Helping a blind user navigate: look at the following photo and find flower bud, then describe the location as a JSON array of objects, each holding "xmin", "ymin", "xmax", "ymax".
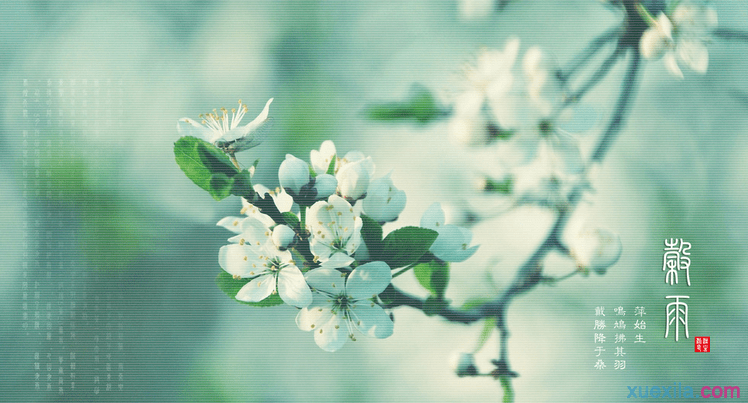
[
  {"xmin": 570, "ymin": 228, "xmax": 622, "ymax": 274},
  {"xmin": 279, "ymin": 154, "xmax": 311, "ymax": 195},
  {"xmin": 313, "ymin": 174, "xmax": 338, "ymax": 200},
  {"xmin": 272, "ymin": 224, "xmax": 297, "ymax": 251},
  {"xmin": 451, "ymin": 352, "xmax": 478, "ymax": 377},
  {"xmin": 362, "ymin": 173, "xmax": 406, "ymax": 223},
  {"xmin": 336, "ymin": 157, "xmax": 374, "ymax": 201}
]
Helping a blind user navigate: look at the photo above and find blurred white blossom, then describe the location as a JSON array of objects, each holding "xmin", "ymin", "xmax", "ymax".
[
  {"xmin": 448, "ymin": 38, "xmax": 520, "ymax": 145},
  {"xmin": 568, "ymin": 227, "xmax": 622, "ymax": 274},
  {"xmin": 457, "ymin": 0, "xmax": 494, "ymax": 20},
  {"xmin": 639, "ymin": 2, "xmax": 717, "ymax": 78}
]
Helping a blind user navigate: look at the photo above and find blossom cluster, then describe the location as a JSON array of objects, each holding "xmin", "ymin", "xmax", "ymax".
[
  {"xmin": 449, "ymin": 38, "xmax": 590, "ymax": 208},
  {"xmin": 177, "ymin": 102, "xmax": 479, "ymax": 351}
]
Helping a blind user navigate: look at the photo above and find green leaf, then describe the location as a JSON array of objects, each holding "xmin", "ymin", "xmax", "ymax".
[
  {"xmin": 378, "ymin": 283, "xmax": 399, "ymax": 306},
  {"xmin": 476, "ymin": 317, "xmax": 497, "ymax": 352},
  {"xmin": 459, "ymin": 297, "xmax": 491, "ymax": 311},
  {"xmin": 413, "ymin": 259, "xmax": 450, "ymax": 297},
  {"xmin": 326, "ymin": 155, "xmax": 337, "ymax": 175},
  {"xmin": 197, "ymin": 140, "xmax": 239, "ymax": 177},
  {"xmin": 209, "ymin": 173, "xmax": 233, "ymax": 200},
  {"xmin": 230, "ymin": 170, "xmax": 254, "ymax": 199},
  {"xmin": 360, "ymin": 214, "xmax": 384, "ymax": 260},
  {"xmin": 215, "ymin": 272, "xmax": 284, "ymax": 307},
  {"xmin": 364, "ymin": 84, "xmax": 447, "ymax": 125},
  {"xmin": 174, "ymin": 136, "xmax": 242, "ymax": 201},
  {"xmin": 380, "ymin": 226, "xmax": 438, "ymax": 268},
  {"xmin": 423, "ymin": 295, "xmax": 449, "ymax": 316},
  {"xmin": 282, "ymin": 212, "xmax": 301, "ymax": 230},
  {"xmin": 483, "ymin": 177, "xmax": 513, "ymax": 194}
]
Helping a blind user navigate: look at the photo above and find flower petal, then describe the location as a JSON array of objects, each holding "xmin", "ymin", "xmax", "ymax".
[
  {"xmin": 217, "ymin": 216, "xmax": 245, "ymax": 234},
  {"xmin": 235, "ymin": 274, "xmax": 276, "ymax": 302},
  {"xmin": 245, "ymin": 98, "xmax": 274, "ymax": 134},
  {"xmin": 310, "ymin": 140, "xmax": 337, "ymax": 175},
  {"xmin": 296, "ymin": 294, "xmax": 333, "ymax": 331},
  {"xmin": 277, "ymin": 265, "xmax": 312, "ymax": 307},
  {"xmin": 639, "ymin": 27, "xmax": 668, "ymax": 60},
  {"xmin": 430, "ymin": 225, "xmax": 479, "ymax": 262},
  {"xmin": 550, "ymin": 134, "xmax": 584, "ymax": 175},
  {"xmin": 305, "ymin": 268, "xmax": 347, "ymax": 295},
  {"xmin": 319, "ymin": 252, "xmax": 356, "ymax": 270},
  {"xmin": 420, "ymin": 203, "xmax": 445, "ymax": 230},
  {"xmin": 221, "ymin": 98, "xmax": 274, "ymax": 144},
  {"xmin": 664, "ymin": 53, "xmax": 684, "ymax": 79},
  {"xmin": 314, "ymin": 314, "xmax": 348, "ymax": 352},
  {"xmin": 177, "ymin": 117, "xmax": 215, "ymax": 142},
  {"xmin": 350, "ymin": 303, "xmax": 394, "ymax": 339},
  {"xmin": 678, "ymin": 39, "xmax": 708, "ymax": 74},
  {"xmin": 218, "ymin": 244, "xmax": 262, "ymax": 278},
  {"xmin": 346, "ymin": 261, "xmax": 392, "ymax": 300}
]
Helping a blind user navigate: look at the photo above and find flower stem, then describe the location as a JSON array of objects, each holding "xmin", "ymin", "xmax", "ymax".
[
  {"xmin": 561, "ymin": 42, "xmax": 624, "ymax": 110},
  {"xmin": 558, "ymin": 27, "xmax": 621, "ymax": 82},
  {"xmin": 386, "ymin": 46, "xmax": 644, "ymax": 395},
  {"xmin": 713, "ymin": 28, "xmax": 748, "ymax": 43},
  {"xmin": 229, "ymin": 152, "xmax": 241, "ymax": 170}
]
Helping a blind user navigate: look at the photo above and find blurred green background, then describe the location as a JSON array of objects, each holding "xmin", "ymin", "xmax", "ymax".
[{"xmin": 1, "ymin": 0, "xmax": 747, "ymax": 401}]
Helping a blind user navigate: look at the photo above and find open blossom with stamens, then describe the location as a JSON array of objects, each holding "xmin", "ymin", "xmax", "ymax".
[
  {"xmin": 296, "ymin": 261, "xmax": 393, "ymax": 352},
  {"xmin": 219, "ymin": 242, "xmax": 311, "ymax": 307},
  {"xmin": 639, "ymin": 2, "xmax": 717, "ymax": 78},
  {"xmin": 177, "ymin": 98, "xmax": 273, "ymax": 153},
  {"xmin": 307, "ymin": 195, "xmax": 363, "ymax": 269}
]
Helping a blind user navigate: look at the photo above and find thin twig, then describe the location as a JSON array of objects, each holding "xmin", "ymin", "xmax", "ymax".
[
  {"xmin": 558, "ymin": 27, "xmax": 621, "ymax": 82},
  {"xmin": 562, "ymin": 43, "xmax": 623, "ymax": 109},
  {"xmin": 386, "ymin": 47, "xmax": 643, "ymax": 392},
  {"xmin": 713, "ymin": 28, "xmax": 748, "ymax": 43}
]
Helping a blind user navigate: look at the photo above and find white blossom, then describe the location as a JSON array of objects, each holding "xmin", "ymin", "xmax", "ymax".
[
  {"xmin": 307, "ymin": 195, "xmax": 363, "ymax": 269},
  {"xmin": 219, "ymin": 242, "xmax": 312, "ymax": 307},
  {"xmin": 279, "ymin": 154, "xmax": 312, "ymax": 195},
  {"xmin": 313, "ymin": 174, "xmax": 338, "ymax": 200},
  {"xmin": 639, "ymin": 2, "xmax": 717, "ymax": 78},
  {"xmin": 457, "ymin": 0, "xmax": 494, "ymax": 20},
  {"xmin": 272, "ymin": 224, "xmax": 296, "ymax": 251},
  {"xmin": 569, "ymin": 227, "xmax": 622, "ymax": 274},
  {"xmin": 336, "ymin": 157, "xmax": 375, "ymax": 201},
  {"xmin": 310, "ymin": 140, "xmax": 337, "ymax": 175},
  {"xmin": 362, "ymin": 173, "xmax": 407, "ymax": 223},
  {"xmin": 420, "ymin": 203, "xmax": 479, "ymax": 262},
  {"xmin": 254, "ymin": 184, "xmax": 296, "ymax": 214},
  {"xmin": 216, "ymin": 199, "xmax": 275, "ymax": 242},
  {"xmin": 177, "ymin": 98, "xmax": 273, "ymax": 153},
  {"xmin": 296, "ymin": 262, "xmax": 393, "ymax": 352},
  {"xmin": 448, "ymin": 38, "xmax": 520, "ymax": 145}
]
